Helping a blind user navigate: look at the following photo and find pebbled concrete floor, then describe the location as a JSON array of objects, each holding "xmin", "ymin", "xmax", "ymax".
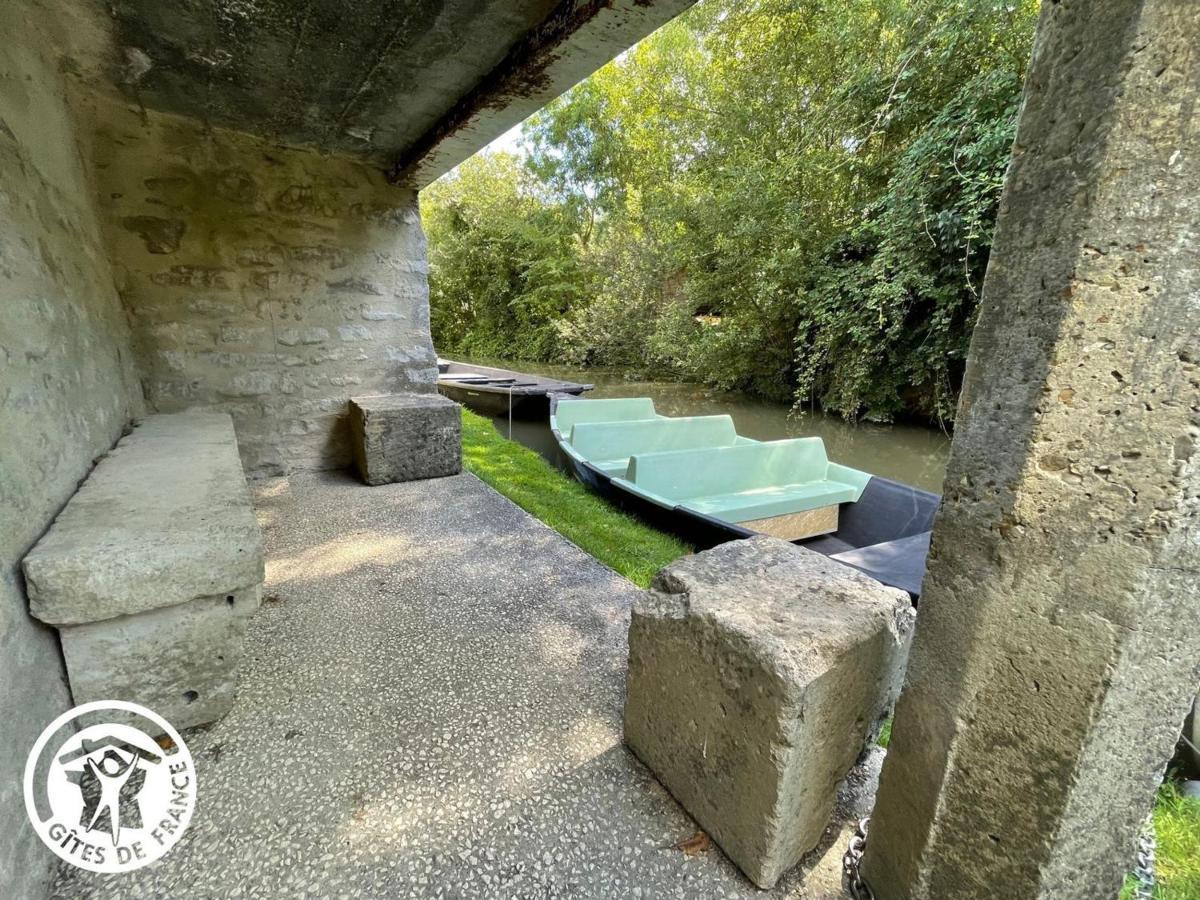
[{"xmin": 53, "ymin": 472, "xmax": 856, "ymax": 899}]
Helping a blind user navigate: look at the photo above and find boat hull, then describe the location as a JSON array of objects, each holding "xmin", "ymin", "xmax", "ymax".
[
  {"xmin": 549, "ymin": 395, "xmax": 941, "ymax": 597},
  {"xmin": 438, "ymin": 382, "xmax": 557, "ymax": 418},
  {"xmin": 438, "ymin": 359, "xmax": 592, "ymax": 419}
]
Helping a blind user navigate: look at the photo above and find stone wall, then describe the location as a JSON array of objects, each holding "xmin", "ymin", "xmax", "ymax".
[
  {"xmin": 0, "ymin": 8, "xmax": 144, "ymax": 896},
  {"xmin": 78, "ymin": 92, "xmax": 438, "ymax": 475}
]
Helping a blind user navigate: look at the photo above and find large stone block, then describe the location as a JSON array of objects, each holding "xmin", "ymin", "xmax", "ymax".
[
  {"xmin": 22, "ymin": 411, "xmax": 265, "ymax": 730},
  {"xmin": 624, "ymin": 536, "xmax": 913, "ymax": 889},
  {"xmin": 59, "ymin": 584, "xmax": 261, "ymax": 730},
  {"xmin": 350, "ymin": 393, "xmax": 462, "ymax": 485},
  {"xmin": 24, "ymin": 412, "xmax": 264, "ymax": 626}
]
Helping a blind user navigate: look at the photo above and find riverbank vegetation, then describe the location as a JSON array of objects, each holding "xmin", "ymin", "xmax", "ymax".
[
  {"xmin": 423, "ymin": 0, "xmax": 1039, "ymax": 424},
  {"xmin": 460, "ymin": 409, "xmax": 690, "ymax": 586},
  {"xmin": 1151, "ymin": 782, "xmax": 1200, "ymax": 900},
  {"xmin": 1121, "ymin": 782, "xmax": 1200, "ymax": 900}
]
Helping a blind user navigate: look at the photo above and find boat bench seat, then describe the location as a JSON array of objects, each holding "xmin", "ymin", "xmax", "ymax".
[
  {"xmin": 616, "ymin": 438, "xmax": 872, "ymax": 524},
  {"xmin": 551, "ymin": 397, "xmax": 657, "ymax": 435},
  {"xmin": 568, "ymin": 415, "xmax": 741, "ymax": 476},
  {"xmin": 684, "ymin": 480, "xmax": 861, "ymax": 522}
]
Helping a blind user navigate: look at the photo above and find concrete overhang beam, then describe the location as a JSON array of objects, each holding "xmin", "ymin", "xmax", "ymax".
[
  {"xmin": 69, "ymin": 0, "xmax": 694, "ymax": 188},
  {"xmin": 389, "ymin": 0, "xmax": 697, "ymax": 188}
]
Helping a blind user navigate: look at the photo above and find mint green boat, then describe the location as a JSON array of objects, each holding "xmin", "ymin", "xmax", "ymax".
[{"xmin": 550, "ymin": 396, "xmax": 940, "ymax": 596}]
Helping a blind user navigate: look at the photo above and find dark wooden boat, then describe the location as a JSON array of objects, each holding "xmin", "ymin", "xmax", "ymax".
[
  {"xmin": 437, "ymin": 359, "xmax": 593, "ymax": 418},
  {"xmin": 550, "ymin": 394, "xmax": 940, "ymax": 598}
]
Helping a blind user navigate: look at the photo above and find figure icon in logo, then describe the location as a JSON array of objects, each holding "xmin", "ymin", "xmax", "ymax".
[
  {"xmin": 83, "ymin": 749, "xmax": 141, "ymax": 845},
  {"xmin": 58, "ymin": 736, "xmax": 161, "ymax": 845}
]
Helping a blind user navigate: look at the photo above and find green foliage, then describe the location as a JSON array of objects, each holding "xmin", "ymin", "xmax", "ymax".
[
  {"xmin": 1152, "ymin": 783, "xmax": 1200, "ymax": 900},
  {"xmin": 423, "ymin": 0, "xmax": 1040, "ymax": 423},
  {"xmin": 460, "ymin": 409, "xmax": 691, "ymax": 587},
  {"xmin": 422, "ymin": 153, "xmax": 593, "ymax": 362},
  {"xmin": 1119, "ymin": 783, "xmax": 1200, "ymax": 900},
  {"xmin": 795, "ymin": 67, "xmax": 1026, "ymax": 421}
]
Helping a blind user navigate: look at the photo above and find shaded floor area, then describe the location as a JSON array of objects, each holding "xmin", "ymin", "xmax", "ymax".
[{"xmin": 54, "ymin": 472, "xmax": 853, "ymax": 898}]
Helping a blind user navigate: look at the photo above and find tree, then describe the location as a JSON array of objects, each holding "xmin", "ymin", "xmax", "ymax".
[
  {"xmin": 423, "ymin": 0, "xmax": 1040, "ymax": 422},
  {"xmin": 421, "ymin": 152, "xmax": 592, "ymax": 361}
]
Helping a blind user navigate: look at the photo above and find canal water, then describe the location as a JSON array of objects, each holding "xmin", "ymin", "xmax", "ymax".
[{"xmin": 466, "ymin": 359, "xmax": 953, "ymax": 494}]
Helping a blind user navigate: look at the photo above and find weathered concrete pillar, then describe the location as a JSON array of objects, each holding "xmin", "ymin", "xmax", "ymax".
[{"xmin": 861, "ymin": 3, "xmax": 1200, "ymax": 899}]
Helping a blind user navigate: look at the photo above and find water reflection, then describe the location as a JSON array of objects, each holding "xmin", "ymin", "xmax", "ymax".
[{"xmin": 464, "ymin": 358, "xmax": 952, "ymax": 494}]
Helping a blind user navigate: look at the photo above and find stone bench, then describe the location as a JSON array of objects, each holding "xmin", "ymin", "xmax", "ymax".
[
  {"xmin": 624, "ymin": 536, "xmax": 913, "ymax": 889},
  {"xmin": 349, "ymin": 392, "xmax": 461, "ymax": 485},
  {"xmin": 23, "ymin": 412, "xmax": 264, "ymax": 731}
]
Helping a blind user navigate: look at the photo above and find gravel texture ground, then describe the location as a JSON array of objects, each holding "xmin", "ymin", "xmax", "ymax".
[{"xmin": 53, "ymin": 471, "xmax": 858, "ymax": 899}]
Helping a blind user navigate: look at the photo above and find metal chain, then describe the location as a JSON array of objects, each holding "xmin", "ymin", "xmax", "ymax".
[
  {"xmin": 842, "ymin": 812, "xmax": 1156, "ymax": 899},
  {"xmin": 842, "ymin": 813, "xmax": 1156, "ymax": 899},
  {"xmin": 1132, "ymin": 815, "xmax": 1157, "ymax": 900},
  {"xmin": 842, "ymin": 817, "xmax": 875, "ymax": 900}
]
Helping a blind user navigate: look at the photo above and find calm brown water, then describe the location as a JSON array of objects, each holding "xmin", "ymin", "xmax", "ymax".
[{"xmin": 465, "ymin": 358, "xmax": 952, "ymax": 494}]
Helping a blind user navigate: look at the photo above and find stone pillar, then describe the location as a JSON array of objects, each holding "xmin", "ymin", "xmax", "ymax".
[{"xmin": 862, "ymin": 3, "xmax": 1200, "ymax": 899}]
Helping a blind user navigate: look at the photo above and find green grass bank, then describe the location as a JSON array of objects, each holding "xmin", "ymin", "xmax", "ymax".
[
  {"xmin": 1152, "ymin": 782, "xmax": 1200, "ymax": 899},
  {"xmin": 460, "ymin": 408, "xmax": 690, "ymax": 587},
  {"xmin": 1121, "ymin": 783, "xmax": 1200, "ymax": 900}
]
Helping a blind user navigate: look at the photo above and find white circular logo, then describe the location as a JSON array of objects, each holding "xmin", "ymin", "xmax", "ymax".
[{"xmin": 24, "ymin": 700, "xmax": 196, "ymax": 873}]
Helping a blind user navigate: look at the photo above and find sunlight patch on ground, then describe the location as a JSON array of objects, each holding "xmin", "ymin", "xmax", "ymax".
[{"xmin": 267, "ymin": 531, "xmax": 414, "ymax": 582}]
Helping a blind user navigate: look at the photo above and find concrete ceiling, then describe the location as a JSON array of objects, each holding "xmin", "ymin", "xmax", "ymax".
[{"xmin": 95, "ymin": 0, "xmax": 696, "ymax": 187}]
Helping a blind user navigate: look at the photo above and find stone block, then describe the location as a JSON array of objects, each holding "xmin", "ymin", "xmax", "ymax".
[
  {"xmin": 24, "ymin": 412, "xmax": 264, "ymax": 625},
  {"xmin": 22, "ymin": 411, "xmax": 265, "ymax": 730},
  {"xmin": 624, "ymin": 536, "xmax": 913, "ymax": 889},
  {"xmin": 349, "ymin": 393, "xmax": 461, "ymax": 485},
  {"xmin": 59, "ymin": 584, "xmax": 262, "ymax": 730}
]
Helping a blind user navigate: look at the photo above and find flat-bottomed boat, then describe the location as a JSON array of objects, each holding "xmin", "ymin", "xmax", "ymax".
[
  {"xmin": 551, "ymin": 396, "xmax": 939, "ymax": 597},
  {"xmin": 438, "ymin": 359, "xmax": 592, "ymax": 418}
]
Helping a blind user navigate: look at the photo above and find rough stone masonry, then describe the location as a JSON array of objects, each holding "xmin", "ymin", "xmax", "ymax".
[
  {"xmin": 76, "ymin": 91, "xmax": 440, "ymax": 476},
  {"xmin": 862, "ymin": 2, "xmax": 1200, "ymax": 898},
  {"xmin": 625, "ymin": 537, "xmax": 913, "ymax": 889},
  {"xmin": 0, "ymin": 10, "xmax": 146, "ymax": 897}
]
